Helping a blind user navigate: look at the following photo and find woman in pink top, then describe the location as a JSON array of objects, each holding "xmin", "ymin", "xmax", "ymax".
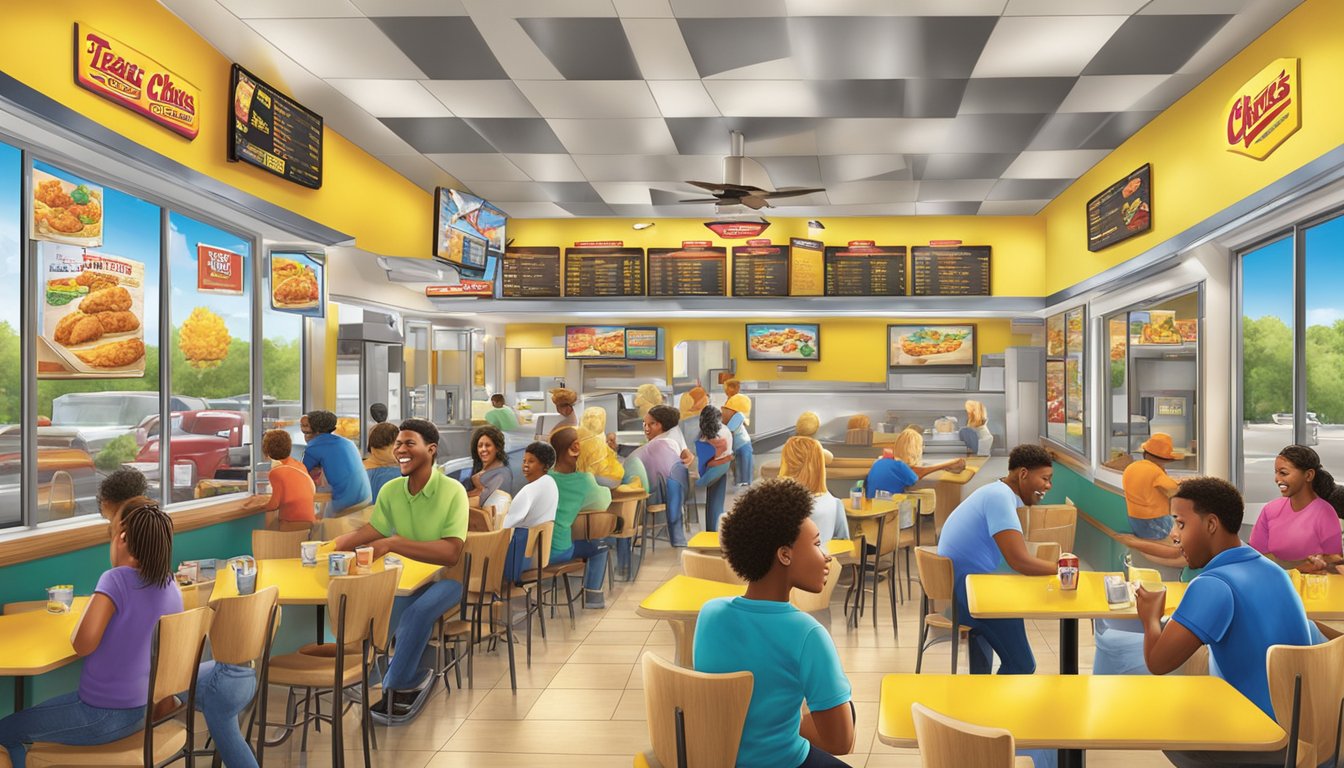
[{"xmin": 1249, "ymin": 445, "xmax": 1344, "ymax": 571}]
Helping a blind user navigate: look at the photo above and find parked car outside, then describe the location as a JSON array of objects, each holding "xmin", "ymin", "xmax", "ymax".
[
  {"xmin": 1269, "ymin": 412, "xmax": 1320, "ymax": 445},
  {"xmin": 51, "ymin": 391, "xmax": 208, "ymax": 451},
  {"xmin": 134, "ymin": 410, "xmax": 247, "ymax": 482}
]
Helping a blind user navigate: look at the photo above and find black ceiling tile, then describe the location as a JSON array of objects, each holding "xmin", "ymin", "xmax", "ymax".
[
  {"xmin": 517, "ymin": 17, "xmax": 644, "ymax": 80},
  {"xmin": 1083, "ymin": 15, "xmax": 1233, "ymax": 76},
  {"xmin": 372, "ymin": 16, "xmax": 508, "ymax": 80},
  {"xmin": 379, "ymin": 117, "xmax": 495, "ymax": 153},
  {"xmin": 461, "ymin": 118, "xmax": 569, "ymax": 153}
]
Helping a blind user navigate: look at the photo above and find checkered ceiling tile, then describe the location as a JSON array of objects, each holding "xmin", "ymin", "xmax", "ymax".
[{"xmin": 169, "ymin": 0, "xmax": 1303, "ymax": 217}]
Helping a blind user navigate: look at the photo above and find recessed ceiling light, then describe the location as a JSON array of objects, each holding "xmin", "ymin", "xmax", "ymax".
[{"xmin": 632, "ymin": 222, "xmax": 655, "ymax": 230}]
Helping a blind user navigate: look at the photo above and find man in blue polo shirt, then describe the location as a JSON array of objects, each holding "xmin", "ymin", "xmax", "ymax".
[
  {"xmin": 1137, "ymin": 477, "xmax": 1314, "ymax": 768},
  {"xmin": 302, "ymin": 409, "xmax": 371, "ymax": 515}
]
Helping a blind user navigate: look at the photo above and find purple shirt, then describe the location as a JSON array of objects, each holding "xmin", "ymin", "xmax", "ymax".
[
  {"xmin": 631, "ymin": 433, "xmax": 683, "ymax": 484},
  {"xmin": 79, "ymin": 566, "xmax": 184, "ymax": 709},
  {"xmin": 1249, "ymin": 496, "xmax": 1343, "ymax": 562}
]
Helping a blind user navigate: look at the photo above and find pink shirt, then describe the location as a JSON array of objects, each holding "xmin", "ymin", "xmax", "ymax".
[{"xmin": 1248, "ymin": 496, "xmax": 1343, "ymax": 562}]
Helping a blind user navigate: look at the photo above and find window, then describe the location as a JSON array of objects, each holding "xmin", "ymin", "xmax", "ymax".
[
  {"xmin": 1304, "ymin": 216, "xmax": 1344, "ymax": 485},
  {"xmin": 0, "ymin": 142, "xmax": 18, "ymax": 527},
  {"xmin": 34, "ymin": 161, "xmax": 162, "ymax": 522},
  {"xmin": 260, "ymin": 253, "xmax": 305, "ymax": 462},
  {"xmin": 167, "ymin": 211, "xmax": 252, "ymax": 503},
  {"xmin": 1239, "ymin": 236, "xmax": 1294, "ymax": 504},
  {"xmin": 1044, "ymin": 307, "xmax": 1087, "ymax": 456}
]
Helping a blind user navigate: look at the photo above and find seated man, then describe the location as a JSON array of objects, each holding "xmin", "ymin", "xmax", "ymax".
[
  {"xmin": 549, "ymin": 427, "xmax": 615, "ymax": 609},
  {"xmin": 937, "ymin": 444, "xmax": 1057, "ymax": 675},
  {"xmin": 483, "ymin": 393, "xmax": 520, "ymax": 431},
  {"xmin": 328, "ymin": 419, "xmax": 467, "ymax": 722},
  {"xmin": 1137, "ymin": 477, "xmax": 1316, "ymax": 768},
  {"xmin": 628, "ymin": 404, "xmax": 691, "ymax": 550},
  {"xmin": 302, "ymin": 409, "xmax": 372, "ymax": 516},
  {"xmin": 501, "ymin": 441, "xmax": 560, "ymax": 583},
  {"xmin": 695, "ymin": 479, "xmax": 854, "ymax": 768}
]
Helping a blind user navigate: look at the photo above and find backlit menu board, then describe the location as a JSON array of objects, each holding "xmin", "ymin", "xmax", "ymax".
[
  {"xmin": 647, "ymin": 246, "xmax": 727, "ymax": 296},
  {"xmin": 563, "ymin": 247, "xmax": 645, "ymax": 297},
  {"xmin": 824, "ymin": 244, "xmax": 907, "ymax": 296},
  {"xmin": 731, "ymin": 244, "xmax": 789, "ymax": 296},
  {"xmin": 1087, "ymin": 164, "xmax": 1152, "ymax": 252},
  {"xmin": 910, "ymin": 246, "xmax": 991, "ymax": 296},
  {"xmin": 788, "ymin": 237, "xmax": 824, "ymax": 296},
  {"xmin": 501, "ymin": 246, "xmax": 561, "ymax": 297},
  {"xmin": 228, "ymin": 64, "xmax": 322, "ymax": 189}
]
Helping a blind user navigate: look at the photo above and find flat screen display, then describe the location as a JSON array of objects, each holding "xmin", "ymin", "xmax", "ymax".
[
  {"xmin": 228, "ymin": 64, "xmax": 322, "ymax": 189},
  {"xmin": 745, "ymin": 323, "xmax": 819, "ymax": 361},
  {"xmin": 887, "ymin": 324, "xmax": 977, "ymax": 371},
  {"xmin": 565, "ymin": 325, "xmax": 626, "ymax": 359}
]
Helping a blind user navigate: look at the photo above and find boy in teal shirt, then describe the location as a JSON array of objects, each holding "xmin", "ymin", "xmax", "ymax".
[{"xmin": 548, "ymin": 426, "xmax": 613, "ymax": 609}]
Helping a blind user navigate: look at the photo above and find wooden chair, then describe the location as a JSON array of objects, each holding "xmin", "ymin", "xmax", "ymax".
[
  {"xmin": 911, "ymin": 703, "xmax": 1034, "ymax": 768},
  {"xmin": 639, "ymin": 652, "xmax": 754, "ymax": 768},
  {"xmin": 468, "ymin": 506, "xmax": 495, "ymax": 532},
  {"xmin": 1267, "ymin": 634, "xmax": 1344, "ymax": 768},
  {"xmin": 435, "ymin": 528, "xmax": 518, "ymax": 691},
  {"xmin": 511, "ymin": 522, "xmax": 554, "ymax": 664},
  {"xmin": 914, "ymin": 546, "xmax": 970, "ymax": 675},
  {"xmin": 202, "ymin": 586, "xmax": 280, "ymax": 766},
  {"xmin": 179, "ymin": 580, "xmax": 215, "ymax": 611},
  {"xmin": 251, "ymin": 528, "xmax": 310, "ymax": 560},
  {"xmin": 27, "ymin": 607, "xmax": 215, "ymax": 768},
  {"xmin": 609, "ymin": 492, "xmax": 647, "ymax": 581},
  {"xmin": 681, "ymin": 550, "xmax": 744, "ymax": 585},
  {"xmin": 262, "ymin": 568, "xmax": 398, "ymax": 767},
  {"xmin": 542, "ymin": 510, "xmax": 619, "ymax": 625},
  {"xmin": 790, "ymin": 562, "xmax": 842, "ymax": 614},
  {"xmin": 852, "ymin": 506, "xmax": 903, "ymax": 640}
]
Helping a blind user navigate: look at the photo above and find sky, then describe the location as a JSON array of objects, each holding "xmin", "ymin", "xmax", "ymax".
[{"xmin": 1242, "ymin": 218, "xmax": 1344, "ymax": 327}]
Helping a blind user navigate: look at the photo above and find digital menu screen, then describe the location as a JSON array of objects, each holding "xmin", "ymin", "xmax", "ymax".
[
  {"xmin": 824, "ymin": 244, "xmax": 907, "ymax": 296},
  {"xmin": 910, "ymin": 246, "xmax": 991, "ymax": 296},
  {"xmin": 647, "ymin": 246, "xmax": 726, "ymax": 296},
  {"xmin": 731, "ymin": 244, "xmax": 789, "ymax": 296},
  {"xmin": 624, "ymin": 327, "xmax": 664, "ymax": 361},
  {"xmin": 228, "ymin": 64, "xmax": 322, "ymax": 189},
  {"xmin": 565, "ymin": 326, "xmax": 626, "ymax": 359},
  {"xmin": 1087, "ymin": 164, "xmax": 1152, "ymax": 252},
  {"xmin": 501, "ymin": 246, "xmax": 561, "ymax": 298},
  {"xmin": 564, "ymin": 247, "xmax": 645, "ymax": 297},
  {"xmin": 788, "ymin": 237, "xmax": 825, "ymax": 296}
]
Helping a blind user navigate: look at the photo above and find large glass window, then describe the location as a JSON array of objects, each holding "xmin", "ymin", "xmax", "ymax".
[
  {"xmin": 1305, "ymin": 216, "xmax": 1344, "ymax": 481},
  {"xmin": 0, "ymin": 142, "xmax": 19, "ymax": 528},
  {"xmin": 1239, "ymin": 236, "xmax": 1294, "ymax": 503},
  {"xmin": 167, "ymin": 211, "xmax": 252, "ymax": 503},
  {"xmin": 34, "ymin": 161, "xmax": 162, "ymax": 521},
  {"xmin": 1044, "ymin": 306, "xmax": 1087, "ymax": 455}
]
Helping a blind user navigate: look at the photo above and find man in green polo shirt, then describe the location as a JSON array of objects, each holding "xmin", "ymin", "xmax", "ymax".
[{"xmin": 330, "ymin": 418, "xmax": 466, "ymax": 722}]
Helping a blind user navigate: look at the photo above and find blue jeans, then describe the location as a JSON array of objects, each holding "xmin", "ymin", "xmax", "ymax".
[
  {"xmin": 699, "ymin": 463, "xmax": 731, "ymax": 532},
  {"xmin": 196, "ymin": 661, "xmax": 258, "ymax": 768},
  {"xmin": 550, "ymin": 539, "xmax": 612, "ymax": 606},
  {"xmin": 1129, "ymin": 515, "xmax": 1172, "ymax": 540},
  {"xmin": 953, "ymin": 573, "xmax": 1036, "ymax": 675},
  {"xmin": 383, "ymin": 577, "xmax": 464, "ymax": 690},
  {"xmin": 616, "ymin": 477, "xmax": 687, "ymax": 571},
  {"xmin": 0, "ymin": 691, "xmax": 144, "ymax": 768},
  {"xmin": 1091, "ymin": 619, "xmax": 1149, "ymax": 676},
  {"xmin": 732, "ymin": 443, "xmax": 753, "ymax": 485},
  {"xmin": 505, "ymin": 527, "xmax": 532, "ymax": 585}
]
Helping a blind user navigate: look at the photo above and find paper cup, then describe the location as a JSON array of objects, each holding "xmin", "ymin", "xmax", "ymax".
[
  {"xmin": 300, "ymin": 541, "xmax": 320, "ymax": 566},
  {"xmin": 1139, "ymin": 580, "xmax": 1166, "ymax": 594},
  {"xmin": 236, "ymin": 570, "xmax": 257, "ymax": 595},
  {"xmin": 355, "ymin": 546, "xmax": 374, "ymax": 568},
  {"xmin": 46, "ymin": 585, "xmax": 74, "ymax": 614},
  {"xmin": 328, "ymin": 552, "xmax": 351, "ymax": 576}
]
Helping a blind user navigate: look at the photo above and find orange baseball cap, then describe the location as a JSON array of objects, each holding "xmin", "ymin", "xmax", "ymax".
[{"xmin": 1140, "ymin": 433, "xmax": 1176, "ymax": 461}]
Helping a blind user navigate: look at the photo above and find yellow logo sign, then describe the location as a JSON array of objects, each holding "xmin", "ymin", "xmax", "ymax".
[
  {"xmin": 1225, "ymin": 58, "xmax": 1299, "ymax": 160},
  {"xmin": 75, "ymin": 23, "xmax": 200, "ymax": 140}
]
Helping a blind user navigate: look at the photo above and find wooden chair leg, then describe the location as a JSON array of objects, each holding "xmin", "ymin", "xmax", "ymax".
[
  {"xmin": 916, "ymin": 594, "xmax": 929, "ymax": 674},
  {"xmin": 950, "ymin": 603, "xmax": 960, "ymax": 675},
  {"xmin": 887, "ymin": 559, "xmax": 899, "ymax": 641},
  {"xmin": 361, "ymin": 642, "xmax": 373, "ymax": 768},
  {"xmin": 505, "ymin": 608, "xmax": 518, "ymax": 692}
]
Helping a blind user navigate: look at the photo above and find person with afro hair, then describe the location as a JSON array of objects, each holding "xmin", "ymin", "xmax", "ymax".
[{"xmin": 694, "ymin": 479, "xmax": 854, "ymax": 768}]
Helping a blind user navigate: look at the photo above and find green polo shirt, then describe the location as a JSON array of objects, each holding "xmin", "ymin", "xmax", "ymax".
[
  {"xmin": 369, "ymin": 469, "xmax": 468, "ymax": 543},
  {"xmin": 483, "ymin": 406, "xmax": 520, "ymax": 430},
  {"xmin": 548, "ymin": 470, "xmax": 612, "ymax": 555}
]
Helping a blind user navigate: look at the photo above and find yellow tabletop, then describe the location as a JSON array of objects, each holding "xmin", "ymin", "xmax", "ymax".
[
  {"xmin": 843, "ymin": 496, "xmax": 905, "ymax": 519},
  {"xmin": 636, "ymin": 575, "xmax": 746, "ymax": 621},
  {"xmin": 877, "ymin": 673, "xmax": 1284, "ymax": 751},
  {"xmin": 209, "ymin": 555, "xmax": 443, "ymax": 605},
  {"xmin": 1300, "ymin": 573, "xmax": 1344, "ymax": 619},
  {"xmin": 685, "ymin": 531, "xmax": 854, "ymax": 558},
  {"xmin": 915, "ymin": 455, "xmax": 987, "ymax": 486},
  {"xmin": 0, "ymin": 597, "xmax": 88, "ymax": 676},
  {"xmin": 966, "ymin": 572, "xmax": 1186, "ymax": 620}
]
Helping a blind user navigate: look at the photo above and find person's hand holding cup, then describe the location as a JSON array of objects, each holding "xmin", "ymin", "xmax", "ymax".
[{"xmin": 1135, "ymin": 581, "xmax": 1167, "ymax": 627}]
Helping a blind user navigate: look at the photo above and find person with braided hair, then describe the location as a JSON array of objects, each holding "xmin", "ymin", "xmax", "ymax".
[
  {"xmin": 1249, "ymin": 444, "xmax": 1343, "ymax": 572},
  {"xmin": 0, "ymin": 500, "xmax": 182, "ymax": 768}
]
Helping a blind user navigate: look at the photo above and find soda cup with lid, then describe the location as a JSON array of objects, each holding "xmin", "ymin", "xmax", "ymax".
[{"xmin": 1057, "ymin": 553, "xmax": 1080, "ymax": 591}]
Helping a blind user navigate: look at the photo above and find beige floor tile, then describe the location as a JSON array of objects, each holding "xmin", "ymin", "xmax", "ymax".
[
  {"xmin": 612, "ymin": 688, "xmax": 648, "ymax": 721},
  {"xmin": 425, "ymin": 754, "xmax": 632, "ymax": 768},
  {"xmin": 469, "ymin": 687, "xmax": 543, "ymax": 719},
  {"xmin": 526, "ymin": 687, "xmax": 624, "ymax": 719},
  {"xmin": 547, "ymin": 662, "xmax": 637, "ymax": 689},
  {"xmin": 582, "ymin": 629, "xmax": 652, "ymax": 645},
  {"xmin": 441, "ymin": 719, "xmax": 650, "ymax": 755},
  {"xmin": 267, "ymin": 750, "xmax": 436, "ymax": 768},
  {"xmin": 565, "ymin": 643, "xmax": 646, "ymax": 664},
  {"xmin": 593, "ymin": 617, "xmax": 659, "ymax": 632}
]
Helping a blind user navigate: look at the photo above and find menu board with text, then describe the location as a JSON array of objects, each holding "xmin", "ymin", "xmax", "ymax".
[
  {"xmin": 731, "ymin": 244, "xmax": 789, "ymax": 296},
  {"xmin": 788, "ymin": 237, "xmax": 824, "ymax": 296},
  {"xmin": 624, "ymin": 327, "xmax": 664, "ymax": 360},
  {"xmin": 647, "ymin": 247, "xmax": 727, "ymax": 296},
  {"xmin": 1087, "ymin": 164, "xmax": 1152, "ymax": 252},
  {"xmin": 910, "ymin": 246, "xmax": 991, "ymax": 296},
  {"xmin": 824, "ymin": 244, "xmax": 907, "ymax": 296},
  {"xmin": 501, "ymin": 246, "xmax": 561, "ymax": 298},
  {"xmin": 228, "ymin": 64, "xmax": 322, "ymax": 189},
  {"xmin": 563, "ymin": 247, "xmax": 645, "ymax": 297}
]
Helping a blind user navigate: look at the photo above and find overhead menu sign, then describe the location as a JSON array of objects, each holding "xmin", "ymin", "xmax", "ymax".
[
  {"xmin": 824, "ymin": 243, "xmax": 907, "ymax": 296},
  {"xmin": 563, "ymin": 247, "xmax": 645, "ymax": 297},
  {"xmin": 228, "ymin": 64, "xmax": 323, "ymax": 189},
  {"xmin": 910, "ymin": 246, "xmax": 991, "ymax": 296},
  {"xmin": 647, "ymin": 246, "xmax": 726, "ymax": 296},
  {"xmin": 788, "ymin": 237, "xmax": 824, "ymax": 296},
  {"xmin": 731, "ymin": 244, "xmax": 789, "ymax": 297},
  {"xmin": 1086, "ymin": 164, "xmax": 1152, "ymax": 252},
  {"xmin": 501, "ymin": 246, "xmax": 561, "ymax": 298}
]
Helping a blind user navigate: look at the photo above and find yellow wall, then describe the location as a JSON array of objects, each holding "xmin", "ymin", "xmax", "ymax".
[
  {"xmin": 1041, "ymin": 0, "xmax": 1344, "ymax": 293},
  {"xmin": 507, "ymin": 319, "xmax": 1027, "ymax": 384},
  {"xmin": 509, "ymin": 216, "xmax": 1046, "ymax": 296},
  {"xmin": 1, "ymin": 1, "xmax": 432, "ymax": 258}
]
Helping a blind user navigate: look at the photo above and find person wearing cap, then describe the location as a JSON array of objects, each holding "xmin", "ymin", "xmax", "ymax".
[
  {"xmin": 549, "ymin": 387, "xmax": 579, "ymax": 431},
  {"xmin": 1122, "ymin": 433, "xmax": 1182, "ymax": 542},
  {"xmin": 722, "ymin": 379, "xmax": 753, "ymax": 486}
]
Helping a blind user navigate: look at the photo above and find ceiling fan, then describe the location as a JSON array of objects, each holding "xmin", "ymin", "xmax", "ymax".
[{"xmin": 665, "ymin": 130, "xmax": 825, "ymax": 210}]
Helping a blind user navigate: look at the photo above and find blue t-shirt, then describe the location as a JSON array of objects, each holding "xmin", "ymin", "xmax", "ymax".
[
  {"xmin": 694, "ymin": 597, "xmax": 851, "ymax": 768},
  {"xmin": 1170, "ymin": 545, "xmax": 1313, "ymax": 717},
  {"xmin": 302, "ymin": 432, "xmax": 372, "ymax": 513},
  {"xmin": 937, "ymin": 480, "xmax": 1023, "ymax": 575},
  {"xmin": 367, "ymin": 465, "xmax": 402, "ymax": 503},
  {"xmin": 865, "ymin": 458, "xmax": 918, "ymax": 498}
]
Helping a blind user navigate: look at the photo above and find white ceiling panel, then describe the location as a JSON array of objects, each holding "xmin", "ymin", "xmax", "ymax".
[
  {"xmin": 422, "ymin": 81, "xmax": 540, "ymax": 118},
  {"xmin": 1129, "ymin": 73, "xmax": 1201, "ymax": 111},
  {"xmin": 704, "ymin": 81, "xmax": 821, "ymax": 117},
  {"xmin": 574, "ymin": 154, "xmax": 726, "ymax": 182},
  {"xmin": 515, "ymin": 81, "xmax": 662, "ymax": 119},
  {"xmin": 350, "ymin": 0, "xmax": 468, "ymax": 15},
  {"xmin": 622, "ymin": 19, "xmax": 701, "ymax": 79},
  {"xmin": 972, "ymin": 16, "xmax": 1129, "ymax": 78},
  {"xmin": 491, "ymin": 0, "xmax": 619, "ymax": 16},
  {"xmin": 1056, "ymin": 75, "xmax": 1168, "ymax": 113},
  {"xmin": 548, "ymin": 118, "xmax": 679, "ymax": 155},
  {"xmin": 785, "ymin": 0, "xmax": 1011, "ymax": 14},
  {"xmin": 819, "ymin": 154, "xmax": 907, "ymax": 183},
  {"xmin": 374, "ymin": 153, "xmax": 462, "ymax": 191},
  {"xmin": 244, "ymin": 18, "xmax": 425, "ymax": 79},
  {"xmin": 590, "ymin": 182, "xmax": 657, "ymax": 205},
  {"xmin": 506, "ymin": 153, "xmax": 588, "ymax": 182},
  {"xmin": 494, "ymin": 202, "xmax": 572, "ymax": 217},
  {"xmin": 425, "ymin": 154, "xmax": 530, "ymax": 181},
  {"xmin": 1139, "ymin": 0, "xmax": 1252, "ymax": 12},
  {"xmin": 824, "ymin": 180, "xmax": 919, "ymax": 205},
  {"xmin": 703, "ymin": 57, "xmax": 805, "ymax": 80},
  {"xmin": 817, "ymin": 119, "xmax": 956, "ymax": 155},
  {"xmin": 741, "ymin": 127, "xmax": 819, "ymax": 156},
  {"xmin": 978, "ymin": 199, "xmax": 1051, "ymax": 215},
  {"xmin": 648, "ymin": 81, "xmax": 721, "ymax": 117},
  {"xmin": 772, "ymin": 202, "xmax": 918, "ymax": 216},
  {"xmin": 613, "ymin": 0, "xmax": 675, "ymax": 16},
  {"xmin": 670, "ymin": 0, "xmax": 787, "ymax": 16},
  {"xmin": 326, "ymin": 79, "xmax": 454, "ymax": 118},
  {"xmin": 1002, "ymin": 149, "xmax": 1110, "ymax": 179},
  {"xmin": 1004, "ymin": 0, "xmax": 1147, "ymax": 14},
  {"xmin": 220, "ymin": 0, "xmax": 362, "ymax": 18},
  {"xmin": 917, "ymin": 179, "xmax": 998, "ymax": 201},
  {"xmin": 459, "ymin": 181, "xmax": 556, "ymax": 202}
]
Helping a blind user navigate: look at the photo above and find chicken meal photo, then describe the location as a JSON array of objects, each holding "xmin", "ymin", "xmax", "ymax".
[{"xmin": 40, "ymin": 246, "xmax": 148, "ymax": 377}]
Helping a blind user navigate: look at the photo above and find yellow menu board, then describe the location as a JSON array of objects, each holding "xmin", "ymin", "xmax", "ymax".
[{"xmin": 788, "ymin": 237, "xmax": 824, "ymax": 296}]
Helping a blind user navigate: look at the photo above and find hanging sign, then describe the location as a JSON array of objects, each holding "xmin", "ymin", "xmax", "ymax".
[
  {"xmin": 74, "ymin": 23, "xmax": 200, "ymax": 139},
  {"xmin": 705, "ymin": 220, "xmax": 770, "ymax": 239},
  {"xmin": 1225, "ymin": 58, "xmax": 1300, "ymax": 160}
]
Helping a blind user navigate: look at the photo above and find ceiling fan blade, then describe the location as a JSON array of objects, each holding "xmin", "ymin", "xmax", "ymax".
[
  {"xmin": 761, "ymin": 187, "xmax": 826, "ymax": 199},
  {"xmin": 678, "ymin": 198, "xmax": 723, "ymax": 204},
  {"xmin": 740, "ymin": 196, "xmax": 769, "ymax": 210},
  {"xmin": 685, "ymin": 180, "xmax": 761, "ymax": 193}
]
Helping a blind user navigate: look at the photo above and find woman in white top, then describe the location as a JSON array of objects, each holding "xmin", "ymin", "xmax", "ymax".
[
  {"xmin": 780, "ymin": 436, "xmax": 850, "ymax": 544},
  {"xmin": 503, "ymin": 441, "xmax": 560, "ymax": 583}
]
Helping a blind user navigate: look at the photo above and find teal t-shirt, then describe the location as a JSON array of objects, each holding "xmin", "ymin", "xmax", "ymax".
[
  {"xmin": 548, "ymin": 470, "xmax": 611, "ymax": 555},
  {"xmin": 693, "ymin": 597, "xmax": 851, "ymax": 768},
  {"xmin": 483, "ymin": 406, "xmax": 519, "ymax": 431}
]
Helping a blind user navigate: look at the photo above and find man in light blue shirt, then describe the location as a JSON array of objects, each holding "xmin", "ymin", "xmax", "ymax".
[
  {"xmin": 301, "ymin": 409, "xmax": 371, "ymax": 514},
  {"xmin": 938, "ymin": 444, "xmax": 1057, "ymax": 674}
]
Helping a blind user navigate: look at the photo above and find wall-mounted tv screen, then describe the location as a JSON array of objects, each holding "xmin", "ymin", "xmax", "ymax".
[
  {"xmin": 887, "ymin": 324, "xmax": 977, "ymax": 371},
  {"xmin": 745, "ymin": 323, "xmax": 819, "ymax": 361}
]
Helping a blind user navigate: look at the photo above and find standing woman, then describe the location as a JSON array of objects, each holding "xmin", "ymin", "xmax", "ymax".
[
  {"xmin": 1249, "ymin": 444, "xmax": 1344, "ymax": 572},
  {"xmin": 695, "ymin": 404, "xmax": 734, "ymax": 532},
  {"xmin": 467, "ymin": 425, "xmax": 512, "ymax": 508}
]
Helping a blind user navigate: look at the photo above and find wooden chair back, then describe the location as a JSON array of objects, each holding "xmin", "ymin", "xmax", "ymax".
[
  {"xmin": 469, "ymin": 506, "xmax": 495, "ymax": 532},
  {"xmin": 642, "ymin": 652, "xmax": 753, "ymax": 768},
  {"xmin": 524, "ymin": 521, "xmax": 554, "ymax": 571},
  {"xmin": 915, "ymin": 546, "xmax": 955, "ymax": 602},
  {"xmin": 573, "ymin": 510, "xmax": 619, "ymax": 541},
  {"xmin": 873, "ymin": 507, "xmax": 903, "ymax": 556},
  {"xmin": 179, "ymin": 580, "xmax": 215, "ymax": 611},
  {"xmin": 1028, "ymin": 541, "xmax": 1062, "ymax": 564},
  {"xmin": 911, "ymin": 702, "xmax": 1018, "ymax": 768},
  {"xmin": 150, "ymin": 607, "xmax": 215, "ymax": 705},
  {"xmin": 681, "ymin": 550, "xmax": 744, "ymax": 585},
  {"xmin": 790, "ymin": 561, "xmax": 841, "ymax": 613},
  {"xmin": 1268, "ymin": 634, "xmax": 1344, "ymax": 768},
  {"xmin": 608, "ymin": 497, "xmax": 642, "ymax": 540},
  {"xmin": 445, "ymin": 528, "xmax": 513, "ymax": 595},
  {"xmin": 251, "ymin": 528, "xmax": 310, "ymax": 560},
  {"xmin": 326, "ymin": 567, "xmax": 399, "ymax": 649},
  {"xmin": 208, "ymin": 586, "xmax": 280, "ymax": 665}
]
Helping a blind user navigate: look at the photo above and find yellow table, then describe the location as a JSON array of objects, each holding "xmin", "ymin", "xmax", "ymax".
[
  {"xmin": 912, "ymin": 454, "xmax": 986, "ymax": 517},
  {"xmin": 1299, "ymin": 573, "xmax": 1344, "ymax": 619},
  {"xmin": 0, "ymin": 597, "xmax": 88, "ymax": 710},
  {"xmin": 685, "ymin": 531, "xmax": 854, "ymax": 558},
  {"xmin": 635, "ymin": 575, "xmax": 745, "ymax": 666},
  {"xmin": 877, "ymin": 673, "xmax": 1284, "ymax": 752}
]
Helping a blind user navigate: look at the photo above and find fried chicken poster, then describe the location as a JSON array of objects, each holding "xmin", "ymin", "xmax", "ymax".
[
  {"xmin": 269, "ymin": 252, "xmax": 324, "ymax": 317},
  {"xmin": 32, "ymin": 169, "xmax": 104, "ymax": 248},
  {"xmin": 39, "ymin": 244, "xmax": 146, "ymax": 378}
]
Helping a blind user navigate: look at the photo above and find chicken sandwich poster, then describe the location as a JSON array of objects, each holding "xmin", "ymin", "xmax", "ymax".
[
  {"xmin": 38, "ymin": 243, "xmax": 147, "ymax": 379},
  {"xmin": 269, "ymin": 251, "xmax": 324, "ymax": 318}
]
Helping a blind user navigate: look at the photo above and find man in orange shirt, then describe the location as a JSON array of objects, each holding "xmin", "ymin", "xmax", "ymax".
[
  {"xmin": 244, "ymin": 429, "xmax": 316, "ymax": 528},
  {"xmin": 1122, "ymin": 433, "xmax": 1180, "ymax": 541}
]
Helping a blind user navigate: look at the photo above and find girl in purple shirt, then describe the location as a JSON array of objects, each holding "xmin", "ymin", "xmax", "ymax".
[
  {"xmin": 0, "ymin": 499, "xmax": 182, "ymax": 767},
  {"xmin": 1249, "ymin": 445, "xmax": 1344, "ymax": 571}
]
